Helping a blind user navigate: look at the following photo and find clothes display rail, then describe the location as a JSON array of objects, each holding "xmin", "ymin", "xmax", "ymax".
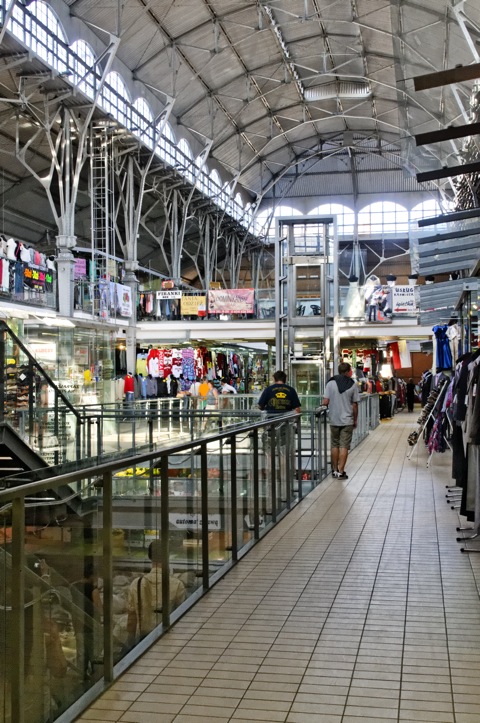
[
  {"xmin": 447, "ymin": 349, "xmax": 480, "ymax": 553},
  {"xmin": 407, "ymin": 374, "xmax": 451, "ymax": 463}
]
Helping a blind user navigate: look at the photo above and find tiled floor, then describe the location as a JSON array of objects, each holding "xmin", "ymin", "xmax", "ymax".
[{"xmin": 75, "ymin": 413, "xmax": 480, "ymax": 723}]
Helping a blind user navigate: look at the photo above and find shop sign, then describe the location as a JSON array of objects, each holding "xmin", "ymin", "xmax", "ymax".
[
  {"xmin": 74, "ymin": 346, "xmax": 89, "ymax": 365},
  {"xmin": 24, "ymin": 264, "xmax": 46, "ymax": 291},
  {"xmin": 30, "ymin": 341, "xmax": 57, "ymax": 361},
  {"xmin": 169, "ymin": 513, "xmax": 221, "ymax": 530},
  {"xmin": 156, "ymin": 290, "xmax": 182, "ymax": 299},
  {"xmin": 391, "ymin": 285, "xmax": 417, "ymax": 314},
  {"xmin": 209, "ymin": 281, "xmax": 222, "ymax": 289},
  {"xmin": 208, "ymin": 288, "xmax": 255, "ymax": 314},
  {"xmin": 162, "ymin": 280, "xmax": 175, "ymax": 289},
  {"xmin": 181, "ymin": 294, "xmax": 206, "ymax": 315},
  {"xmin": 74, "ymin": 258, "xmax": 87, "ymax": 279}
]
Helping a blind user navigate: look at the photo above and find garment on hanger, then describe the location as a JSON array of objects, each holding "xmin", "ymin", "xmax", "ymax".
[
  {"xmin": 446, "ymin": 324, "xmax": 459, "ymax": 367},
  {"xmin": 432, "ymin": 324, "xmax": 453, "ymax": 370}
]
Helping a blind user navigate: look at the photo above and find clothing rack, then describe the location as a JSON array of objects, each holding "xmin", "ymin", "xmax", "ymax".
[{"xmin": 407, "ymin": 376, "xmax": 450, "ymax": 463}]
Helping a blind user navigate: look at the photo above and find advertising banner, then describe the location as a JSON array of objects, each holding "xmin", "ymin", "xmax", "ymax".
[
  {"xmin": 208, "ymin": 288, "xmax": 255, "ymax": 315},
  {"xmin": 364, "ymin": 280, "xmax": 392, "ymax": 323},
  {"xmin": 118, "ymin": 284, "xmax": 132, "ymax": 317},
  {"xmin": 391, "ymin": 285, "xmax": 417, "ymax": 314},
  {"xmin": 181, "ymin": 294, "xmax": 206, "ymax": 315}
]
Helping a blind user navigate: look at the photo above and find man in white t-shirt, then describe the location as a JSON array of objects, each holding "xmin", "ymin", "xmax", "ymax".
[
  {"xmin": 187, "ymin": 377, "xmax": 201, "ymax": 409},
  {"xmin": 220, "ymin": 380, "xmax": 237, "ymax": 394}
]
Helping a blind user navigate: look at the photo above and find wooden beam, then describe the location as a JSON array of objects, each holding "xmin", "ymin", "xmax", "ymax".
[
  {"xmin": 415, "ymin": 122, "xmax": 480, "ymax": 146},
  {"xmin": 416, "ymin": 160, "xmax": 480, "ymax": 182},
  {"xmin": 414, "ymin": 63, "xmax": 480, "ymax": 91}
]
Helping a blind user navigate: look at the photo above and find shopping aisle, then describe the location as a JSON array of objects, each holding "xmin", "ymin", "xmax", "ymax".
[{"xmin": 76, "ymin": 413, "xmax": 480, "ymax": 723}]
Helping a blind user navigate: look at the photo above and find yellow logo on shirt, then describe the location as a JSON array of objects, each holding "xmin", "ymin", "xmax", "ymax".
[{"xmin": 276, "ymin": 392, "xmax": 287, "ymax": 398}]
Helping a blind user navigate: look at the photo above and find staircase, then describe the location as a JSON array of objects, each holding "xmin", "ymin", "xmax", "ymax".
[{"xmin": 0, "ymin": 422, "xmax": 48, "ymax": 480}]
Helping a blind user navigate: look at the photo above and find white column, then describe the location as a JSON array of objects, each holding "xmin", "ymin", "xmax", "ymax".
[{"xmin": 56, "ymin": 234, "xmax": 77, "ymax": 318}]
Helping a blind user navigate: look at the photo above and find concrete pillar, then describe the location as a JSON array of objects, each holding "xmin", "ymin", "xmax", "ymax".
[{"xmin": 56, "ymin": 235, "xmax": 77, "ymax": 318}]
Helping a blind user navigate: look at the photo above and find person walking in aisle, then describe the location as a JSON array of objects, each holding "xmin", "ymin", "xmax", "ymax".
[
  {"xmin": 322, "ymin": 362, "xmax": 359, "ymax": 479},
  {"xmin": 257, "ymin": 370, "xmax": 301, "ymax": 415},
  {"xmin": 258, "ymin": 371, "xmax": 301, "ymax": 506},
  {"xmin": 406, "ymin": 377, "xmax": 416, "ymax": 412}
]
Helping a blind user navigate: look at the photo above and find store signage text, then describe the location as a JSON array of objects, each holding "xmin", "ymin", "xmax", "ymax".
[
  {"xmin": 208, "ymin": 288, "xmax": 255, "ymax": 315},
  {"xmin": 169, "ymin": 513, "xmax": 221, "ymax": 530}
]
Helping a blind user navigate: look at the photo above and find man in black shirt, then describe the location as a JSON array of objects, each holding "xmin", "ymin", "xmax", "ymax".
[{"xmin": 258, "ymin": 370, "xmax": 301, "ymax": 414}]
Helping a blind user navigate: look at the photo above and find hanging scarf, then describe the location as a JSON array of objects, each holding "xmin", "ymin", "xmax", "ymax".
[{"xmin": 332, "ymin": 374, "xmax": 354, "ymax": 394}]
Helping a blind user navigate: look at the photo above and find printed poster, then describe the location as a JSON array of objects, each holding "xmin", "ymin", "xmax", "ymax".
[
  {"xmin": 208, "ymin": 288, "xmax": 255, "ymax": 315},
  {"xmin": 391, "ymin": 285, "xmax": 417, "ymax": 314},
  {"xmin": 181, "ymin": 295, "xmax": 206, "ymax": 315}
]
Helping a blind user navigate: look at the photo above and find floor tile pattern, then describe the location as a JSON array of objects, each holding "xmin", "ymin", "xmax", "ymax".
[{"xmin": 75, "ymin": 414, "xmax": 480, "ymax": 722}]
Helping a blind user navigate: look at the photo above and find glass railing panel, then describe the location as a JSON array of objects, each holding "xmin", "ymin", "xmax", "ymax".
[
  {"xmin": 318, "ymin": 409, "xmax": 329, "ymax": 480},
  {"xmin": 236, "ymin": 426, "xmax": 256, "ymax": 551},
  {"xmin": 0, "ymin": 532, "xmax": 7, "ymax": 723},
  {"xmin": 109, "ymin": 459, "xmax": 161, "ymax": 660},
  {"xmin": 206, "ymin": 437, "xmax": 232, "ymax": 577},
  {"xmin": 275, "ymin": 421, "xmax": 290, "ymax": 515},
  {"xmin": 167, "ymin": 448, "xmax": 203, "ymax": 606},
  {"xmin": 18, "ymin": 490, "xmax": 103, "ymax": 721},
  {"xmin": 298, "ymin": 412, "xmax": 314, "ymax": 497}
]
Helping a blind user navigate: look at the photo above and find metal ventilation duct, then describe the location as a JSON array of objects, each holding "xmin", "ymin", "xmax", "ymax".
[{"xmin": 305, "ymin": 81, "xmax": 371, "ymax": 101}]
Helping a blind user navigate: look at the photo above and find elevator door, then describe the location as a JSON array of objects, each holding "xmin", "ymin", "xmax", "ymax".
[{"xmin": 291, "ymin": 361, "xmax": 322, "ymax": 409}]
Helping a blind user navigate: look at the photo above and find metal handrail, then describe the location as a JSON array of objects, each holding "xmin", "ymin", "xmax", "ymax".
[{"xmin": 0, "ymin": 411, "xmax": 303, "ymax": 501}]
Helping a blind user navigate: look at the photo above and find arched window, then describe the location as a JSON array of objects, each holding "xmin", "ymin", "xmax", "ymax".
[
  {"xmin": 70, "ymin": 40, "xmax": 96, "ymax": 99},
  {"xmin": 358, "ymin": 201, "xmax": 409, "ymax": 235},
  {"xmin": 243, "ymin": 203, "xmax": 254, "ymax": 229},
  {"xmin": 410, "ymin": 199, "xmax": 441, "ymax": 225},
  {"xmin": 209, "ymin": 170, "xmax": 222, "ymax": 198},
  {"xmin": 157, "ymin": 121, "xmax": 176, "ymax": 165},
  {"xmin": 233, "ymin": 193, "xmax": 244, "ymax": 220},
  {"xmin": 221, "ymin": 182, "xmax": 232, "ymax": 213},
  {"xmin": 10, "ymin": 1, "xmax": 68, "ymax": 72},
  {"xmin": 274, "ymin": 203, "xmax": 302, "ymax": 218},
  {"xmin": 309, "ymin": 203, "xmax": 355, "ymax": 237},
  {"xmin": 177, "ymin": 138, "xmax": 194, "ymax": 183},
  {"xmin": 195, "ymin": 156, "xmax": 209, "ymax": 192},
  {"xmin": 254, "ymin": 208, "xmax": 272, "ymax": 237},
  {"xmin": 101, "ymin": 72, "xmax": 130, "ymax": 127},
  {"xmin": 132, "ymin": 98, "xmax": 154, "ymax": 149}
]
